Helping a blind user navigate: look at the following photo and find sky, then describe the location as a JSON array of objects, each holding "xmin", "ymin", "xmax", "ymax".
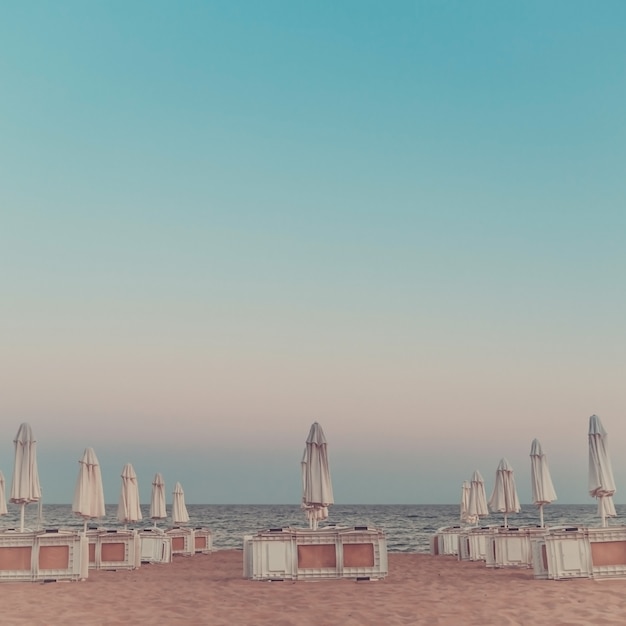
[{"xmin": 1, "ymin": 1, "xmax": 625, "ymax": 506}]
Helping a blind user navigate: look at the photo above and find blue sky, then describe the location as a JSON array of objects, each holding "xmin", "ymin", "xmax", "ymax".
[{"xmin": 1, "ymin": 1, "xmax": 625, "ymax": 506}]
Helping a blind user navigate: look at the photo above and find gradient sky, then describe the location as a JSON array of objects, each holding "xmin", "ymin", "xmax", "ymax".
[{"xmin": 1, "ymin": 1, "xmax": 625, "ymax": 507}]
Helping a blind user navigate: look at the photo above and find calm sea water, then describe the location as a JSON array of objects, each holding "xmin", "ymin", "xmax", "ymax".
[{"xmin": 4, "ymin": 503, "xmax": 623, "ymax": 553}]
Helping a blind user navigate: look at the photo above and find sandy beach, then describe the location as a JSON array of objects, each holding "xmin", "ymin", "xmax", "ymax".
[{"xmin": 2, "ymin": 550, "xmax": 625, "ymax": 625}]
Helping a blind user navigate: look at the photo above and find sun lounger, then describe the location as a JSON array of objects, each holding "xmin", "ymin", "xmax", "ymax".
[
  {"xmin": 431, "ymin": 526, "xmax": 462, "ymax": 556},
  {"xmin": 138, "ymin": 528, "xmax": 172, "ymax": 564},
  {"xmin": 166, "ymin": 526, "xmax": 195, "ymax": 556},
  {"xmin": 87, "ymin": 528, "xmax": 141, "ymax": 570}
]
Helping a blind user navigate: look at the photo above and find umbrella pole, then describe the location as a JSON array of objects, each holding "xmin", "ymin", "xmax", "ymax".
[
  {"xmin": 83, "ymin": 519, "xmax": 87, "ymax": 533},
  {"xmin": 37, "ymin": 497, "xmax": 43, "ymax": 530},
  {"xmin": 503, "ymin": 514, "xmax": 508, "ymax": 528},
  {"xmin": 539, "ymin": 505, "xmax": 544, "ymax": 528},
  {"xmin": 20, "ymin": 504, "xmax": 25, "ymax": 532}
]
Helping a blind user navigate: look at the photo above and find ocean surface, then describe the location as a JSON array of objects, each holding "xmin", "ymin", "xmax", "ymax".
[{"xmin": 4, "ymin": 503, "xmax": 624, "ymax": 553}]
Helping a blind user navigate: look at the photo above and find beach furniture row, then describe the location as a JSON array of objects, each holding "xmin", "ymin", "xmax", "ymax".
[
  {"xmin": 430, "ymin": 525, "xmax": 496, "ymax": 560},
  {"xmin": 532, "ymin": 525, "xmax": 626, "ymax": 580},
  {"xmin": 458, "ymin": 525, "xmax": 542, "ymax": 566},
  {"xmin": 432, "ymin": 525, "xmax": 545, "ymax": 567},
  {"xmin": 432, "ymin": 523, "xmax": 626, "ymax": 580},
  {"xmin": 160, "ymin": 526, "xmax": 213, "ymax": 557},
  {"xmin": 93, "ymin": 526, "xmax": 213, "ymax": 568},
  {"xmin": 244, "ymin": 526, "xmax": 388, "ymax": 581},
  {"xmin": 0, "ymin": 525, "xmax": 213, "ymax": 581}
]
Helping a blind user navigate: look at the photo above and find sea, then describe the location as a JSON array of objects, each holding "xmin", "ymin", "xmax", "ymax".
[{"xmin": 4, "ymin": 503, "xmax": 623, "ymax": 553}]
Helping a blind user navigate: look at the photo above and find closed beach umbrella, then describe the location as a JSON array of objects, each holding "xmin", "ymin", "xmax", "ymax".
[
  {"xmin": 150, "ymin": 473, "xmax": 167, "ymax": 527},
  {"xmin": 530, "ymin": 439, "xmax": 557, "ymax": 528},
  {"xmin": 467, "ymin": 470, "xmax": 489, "ymax": 525},
  {"xmin": 301, "ymin": 422, "xmax": 334, "ymax": 530},
  {"xmin": 489, "ymin": 458, "xmax": 521, "ymax": 528},
  {"xmin": 10, "ymin": 422, "xmax": 42, "ymax": 532},
  {"xmin": 171, "ymin": 481, "xmax": 190, "ymax": 525},
  {"xmin": 588, "ymin": 414, "xmax": 616, "ymax": 527},
  {"xmin": 117, "ymin": 463, "xmax": 142, "ymax": 528},
  {"xmin": 72, "ymin": 447, "xmax": 106, "ymax": 532},
  {"xmin": 460, "ymin": 480, "xmax": 472, "ymax": 524},
  {"xmin": 0, "ymin": 471, "xmax": 8, "ymax": 516}
]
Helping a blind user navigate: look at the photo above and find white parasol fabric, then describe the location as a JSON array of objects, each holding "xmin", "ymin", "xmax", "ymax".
[
  {"xmin": 72, "ymin": 447, "xmax": 106, "ymax": 532},
  {"xmin": 301, "ymin": 422, "xmax": 334, "ymax": 530},
  {"xmin": 588, "ymin": 414, "xmax": 616, "ymax": 527},
  {"xmin": 530, "ymin": 439, "xmax": 557, "ymax": 527},
  {"xmin": 460, "ymin": 480, "xmax": 472, "ymax": 524},
  {"xmin": 0, "ymin": 471, "xmax": 8, "ymax": 516},
  {"xmin": 150, "ymin": 473, "xmax": 167, "ymax": 527},
  {"xmin": 10, "ymin": 422, "xmax": 42, "ymax": 532},
  {"xmin": 488, "ymin": 458, "xmax": 521, "ymax": 528},
  {"xmin": 467, "ymin": 470, "xmax": 489, "ymax": 525},
  {"xmin": 117, "ymin": 463, "xmax": 142, "ymax": 527},
  {"xmin": 171, "ymin": 481, "xmax": 190, "ymax": 525}
]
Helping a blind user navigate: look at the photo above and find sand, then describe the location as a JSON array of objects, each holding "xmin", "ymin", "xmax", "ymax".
[{"xmin": 2, "ymin": 551, "xmax": 625, "ymax": 625}]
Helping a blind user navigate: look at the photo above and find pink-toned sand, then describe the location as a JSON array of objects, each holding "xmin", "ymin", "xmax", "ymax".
[{"xmin": 2, "ymin": 551, "xmax": 625, "ymax": 625}]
